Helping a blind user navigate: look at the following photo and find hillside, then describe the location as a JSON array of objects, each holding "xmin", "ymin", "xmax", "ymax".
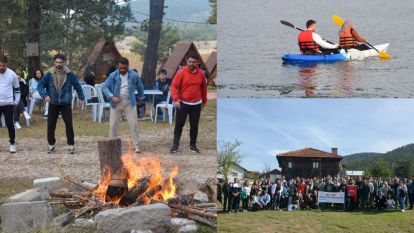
[
  {"xmin": 342, "ymin": 144, "xmax": 414, "ymax": 171},
  {"xmin": 129, "ymin": 0, "xmax": 211, "ymax": 23}
]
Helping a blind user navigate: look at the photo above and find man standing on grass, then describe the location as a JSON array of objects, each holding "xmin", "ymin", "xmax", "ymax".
[
  {"xmin": 102, "ymin": 57, "xmax": 144, "ymax": 153},
  {"xmin": 37, "ymin": 54, "xmax": 84, "ymax": 154},
  {"xmin": 0, "ymin": 55, "xmax": 21, "ymax": 153},
  {"xmin": 170, "ymin": 53, "xmax": 207, "ymax": 153}
]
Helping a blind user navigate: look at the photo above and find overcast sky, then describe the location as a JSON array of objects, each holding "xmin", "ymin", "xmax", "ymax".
[{"xmin": 218, "ymin": 99, "xmax": 414, "ymax": 172}]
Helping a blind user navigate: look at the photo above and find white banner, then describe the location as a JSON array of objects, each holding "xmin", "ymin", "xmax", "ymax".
[{"xmin": 318, "ymin": 191, "xmax": 345, "ymax": 204}]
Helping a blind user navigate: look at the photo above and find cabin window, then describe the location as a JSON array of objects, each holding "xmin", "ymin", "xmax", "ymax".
[
  {"xmin": 313, "ymin": 162, "xmax": 319, "ymax": 168},
  {"xmin": 288, "ymin": 162, "xmax": 292, "ymax": 168},
  {"xmin": 232, "ymin": 172, "xmax": 238, "ymax": 177}
]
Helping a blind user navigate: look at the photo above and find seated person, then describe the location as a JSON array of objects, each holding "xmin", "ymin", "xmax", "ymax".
[
  {"xmin": 29, "ymin": 69, "xmax": 49, "ymax": 118},
  {"xmin": 298, "ymin": 19, "xmax": 339, "ymax": 55},
  {"xmin": 259, "ymin": 190, "xmax": 271, "ymax": 209},
  {"xmin": 13, "ymin": 69, "xmax": 31, "ymax": 128},
  {"xmin": 132, "ymin": 69, "xmax": 146, "ymax": 118},
  {"xmin": 252, "ymin": 190, "xmax": 263, "ymax": 211},
  {"xmin": 386, "ymin": 194, "xmax": 395, "ymax": 209},
  {"xmin": 154, "ymin": 68, "xmax": 171, "ymax": 118},
  {"xmin": 339, "ymin": 20, "xmax": 370, "ymax": 51},
  {"xmin": 377, "ymin": 191, "xmax": 387, "ymax": 210}
]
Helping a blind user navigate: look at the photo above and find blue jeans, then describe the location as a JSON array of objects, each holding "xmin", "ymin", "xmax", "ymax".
[{"xmin": 399, "ymin": 196, "xmax": 406, "ymax": 210}]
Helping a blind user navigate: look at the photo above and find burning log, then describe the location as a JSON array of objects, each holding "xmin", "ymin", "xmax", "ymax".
[{"xmin": 119, "ymin": 176, "xmax": 151, "ymax": 206}]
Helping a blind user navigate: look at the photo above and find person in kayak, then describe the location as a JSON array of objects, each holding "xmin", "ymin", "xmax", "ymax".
[
  {"xmin": 298, "ymin": 19, "xmax": 339, "ymax": 55},
  {"xmin": 339, "ymin": 20, "xmax": 370, "ymax": 51}
]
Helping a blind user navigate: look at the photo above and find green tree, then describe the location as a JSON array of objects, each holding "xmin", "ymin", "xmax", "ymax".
[
  {"xmin": 40, "ymin": 0, "xmax": 133, "ymax": 71},
  {"xmin": 208, "ymin": 0, "xmax": 217, "ymax": 24},
  {"xmin": 217, "ymin": 140, "xmax": 243, "ymax": 181},
  {"xmin": 0, "ymin": 0, "xmax": 28, "ymax": 68},
  {"xmin": 370, "ymin": 157, "xmax": 391, "ymax": 177},
  {"xmin": 394, "ymin": 160, "xmax": 414, "ymax": 178},
  {"xmin": 131, "ymin": 23, "xmax": 179, "ymax": 64}
]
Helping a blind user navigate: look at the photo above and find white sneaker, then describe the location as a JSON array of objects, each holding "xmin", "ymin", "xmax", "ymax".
[
  {"xmin": 134, "ymin": 147, "xmax": 141, "ymax": 153},
  {"xmin": 14, "ymin": 122, "xmax": 22, "ymax": 129},
  {"xmin": 401, "ymin": 209, "xmax": 405, "ymax": 212},
  {"xmin": 68, "ymin": 145, "xmax": 75, "ymax": 154},
  {"xmin": 10, "ymin": 144, "xmax": 16, "ymax": 153},
  {"xmin": 47, "ymin": 145, "xmax": 55, "ymax": 154},
  {"xmin": 23, "ymin": 111, "xmax": 31, "ymax": 120}
]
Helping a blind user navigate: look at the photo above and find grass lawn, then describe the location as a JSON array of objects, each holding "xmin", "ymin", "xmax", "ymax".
[{"xmin": 217, "ymin": 207, "xmax": 414, "ymax": 233}]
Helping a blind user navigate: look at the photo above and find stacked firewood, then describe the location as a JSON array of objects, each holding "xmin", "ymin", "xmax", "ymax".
[{"xmin": 49, "ymin": 169, "xmax": 217, "ymax": 228}]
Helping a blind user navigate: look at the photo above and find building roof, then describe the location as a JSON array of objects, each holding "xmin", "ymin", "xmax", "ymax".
[
  {"xmin": 277, "ymin": 148, "xmax": 342, "ymax": 159},
  {"xmin": 206, "ymin": 51, "xmax": 216, "ymax": 75},
  {"xmin": 162, "ymin": 41, "xmax": 207, "ymax": 79},
  {"xmin": 263, "ymin": 168, "xmax": 282, "ymax": 175}
]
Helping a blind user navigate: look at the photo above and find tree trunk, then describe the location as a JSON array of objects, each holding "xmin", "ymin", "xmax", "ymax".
[
  {"xmin": 141, "ymin": 0, "xmax": 165, "ymax": 88},
  {"xmin": 27, "ymin": 0, "xmax": 41, "ymax": 76},
  {"xmin": 97, "ymin": 138, "xmax": 127, "ymax": 186}
]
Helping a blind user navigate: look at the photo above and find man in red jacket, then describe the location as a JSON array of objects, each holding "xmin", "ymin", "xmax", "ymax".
[{"xmin": 170, "ymin": 53, "xmax": 207, "ymax": 153}]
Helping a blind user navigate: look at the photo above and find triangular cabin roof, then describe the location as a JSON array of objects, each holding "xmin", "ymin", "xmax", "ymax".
[
  {"xmin": 80, "ymin": 39, "xmax": 122, "ymax": 83},
  {"xmin": 205, "ymin": 51, "xmax": 217, "ymax": 85},
  {"xmin": 277, "ymin": 148, "xmax": 342, "ymax": 159},
  {"xmin": 163, "ymin": 41, "xmax": 207, "ymax": 79}
]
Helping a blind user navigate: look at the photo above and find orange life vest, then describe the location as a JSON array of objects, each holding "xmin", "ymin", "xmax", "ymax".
[
  {"xmin": 339, "ymin": 28, "xmax": 358, "ymax": 47},
  {"xmin": 298, "ymin": 30, "xmax": 320, "ymax": 53}
]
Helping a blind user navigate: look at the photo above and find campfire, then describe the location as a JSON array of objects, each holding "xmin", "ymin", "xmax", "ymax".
[
  {"xmin": 92, "ymin": 148, "xmax": 179, "ymax": 207},
  {"xmin": 49, "ymin": 138, "xmax": 217, "ymax": 229}
]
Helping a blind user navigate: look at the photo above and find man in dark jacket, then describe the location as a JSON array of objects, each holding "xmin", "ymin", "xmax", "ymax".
[{"xmin": 37, "ymin": 54, "xmax": 84, "ymax": 154}]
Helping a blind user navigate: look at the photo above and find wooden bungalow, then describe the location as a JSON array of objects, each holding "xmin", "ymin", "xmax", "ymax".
[
  {"xmin": 259, "ymin": 168, "xmax": 282, "ymax": 181},
  {"xmin": 80, "ymin": 39, "xmax": 122, "ymax": 84},
  {"xmin": 162, "ymin": 41, "xmax": 207, "ymax": 80},
  {"xmin": 205, "ymin": 51, "xmax": 217, "ymax": 86},
  {"xmin": 276, "ymin": 148, "xmax": 342, "ymax": 179}
]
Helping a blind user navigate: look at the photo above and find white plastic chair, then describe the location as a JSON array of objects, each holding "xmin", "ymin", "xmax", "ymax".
[
  {"xmin": 95, "ymin": 84, "xmax": 111, "ymax": 123},
  {"xmin": 155, "ymin": 91, "xmax": 174, "ymax": 124},
  {"xmin": 71, "ymin": 89, "xmax": 78, "ymax": 110},
  {"xmin": 82, "ymin": 85, "xmax": 98, "ymax": 121}
]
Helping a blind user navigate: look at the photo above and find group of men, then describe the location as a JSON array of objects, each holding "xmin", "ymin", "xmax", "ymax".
[
  {"xmin": 0, "ymin": 52, "xmax": 207, "ymax": 154},
  {"xmin": 298, "ymin": 19, "xmax": 369, "ymax": 55}
]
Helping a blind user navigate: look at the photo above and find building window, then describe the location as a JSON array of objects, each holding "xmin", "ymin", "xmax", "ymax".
[
  {"xmin": 313, "ymin": 162, "xmax": 319, "ymax": 168},
  {"xmin": 232, "ymin": 172, "xmax": 238, "ymax": 177},
  {"xmin": 288, "ymin": 162, "xmax": 292, "ymax": 168}
]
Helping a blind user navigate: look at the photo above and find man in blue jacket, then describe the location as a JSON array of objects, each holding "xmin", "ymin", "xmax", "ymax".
[
  {"xmin": 102, "ymin": 57, "xmax": 144, "ymax": 153},
  {"xmin": 37, "ymin": 54, "xmax": 84, "ymax": 154}
]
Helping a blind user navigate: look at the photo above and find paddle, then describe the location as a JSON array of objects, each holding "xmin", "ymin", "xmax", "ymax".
[
  {"xmin": 331, "ymin": 15, "xmax": 391, "ymax": 59},
  {"xmin": 280, "ymin": 20, "xmax": 336, "ymax": 45}
]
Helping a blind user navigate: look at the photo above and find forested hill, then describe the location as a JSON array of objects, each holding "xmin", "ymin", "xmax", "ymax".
[
  {"xmin": 130, "ymin": 0, "xmax": 211, "ymax": 22},
  {"xmin": 342, "ymin": 144, "xmax": 414, "ymax": 170}
]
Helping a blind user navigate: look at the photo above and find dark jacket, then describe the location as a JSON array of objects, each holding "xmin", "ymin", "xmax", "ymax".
[{"xmin": 37, "ymin": 67, "xmax": 84, "ymax": 105}]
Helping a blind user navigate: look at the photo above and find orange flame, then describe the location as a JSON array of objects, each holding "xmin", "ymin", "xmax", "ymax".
[
  {"xmin": 93, "ymin": 145, "xmax": 178, "ymax": 205},
  {"xmin": 92, "ymin": 166, "xmax": 112, "ymax": 201}
]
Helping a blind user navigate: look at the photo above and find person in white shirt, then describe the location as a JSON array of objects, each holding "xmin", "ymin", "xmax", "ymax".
[
  {"xmin": 0, "ymin": 55, "xmax": 21, "ymax": 153},
  {"xmin": 298, "ymin": 19, "xmax": 339, "ymax": 55}
]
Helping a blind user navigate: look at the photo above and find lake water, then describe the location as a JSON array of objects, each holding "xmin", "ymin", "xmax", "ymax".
[{"xmin": 218, "ymin": 0, "xmax": 414, "ymax": 98}]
